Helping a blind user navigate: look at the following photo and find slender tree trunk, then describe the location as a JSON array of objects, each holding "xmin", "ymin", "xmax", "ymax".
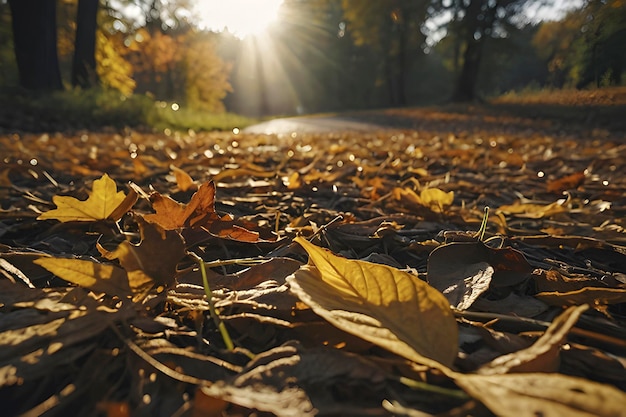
[
  {"xmin": 396, "ymin": 20, "xmax": 408, "ymax": 107},
  {"xmin": 451, "ymin": 0, "xmax": 498, "ymax": 102},
  {"xmin": 452, "ymin": 38, "xmax": 484, "ymax": 101},
  {"xmin": 72, "ymin": 0, "xmax": 99, "ymax": 88},
  {"xmin": 8, "ymin": 0, "xmax": 63, "ymax": 90}
]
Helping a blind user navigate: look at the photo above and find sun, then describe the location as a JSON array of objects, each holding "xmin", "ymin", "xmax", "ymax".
[{"xmin": 195, "ymin": 0, "xmax": 284, "ymax": 39}]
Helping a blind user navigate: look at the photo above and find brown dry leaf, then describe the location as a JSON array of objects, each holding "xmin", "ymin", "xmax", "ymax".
[
  {"xmin": 99, "ymin": 217, "xmax": 185, "ymax": 294},
  {"xmin": 532, "ymin": 269, "xmax": 604, "ymax": 293},
  {"xmin": 478, "ymin": 304, "xmax": 588, "ymax": 374},
  {"xmin": 454, "ymin": 372, "xmax": 626, "ymax": 417},
  {"xmin": 546, "ymin": 171, "xmax": 585, "ymax": 193},
  {"xmin": 192, "ymin": 389, "xmax": 229, "ymax": 417},
  {"xmin": 32, "ymin": 257, "xmax": 132, "ymax": 297},
  {"xmin": 143, "ymin": 180, "xmax": 216, "ymax": 230},
  {"xmin": 107, "ymin": 186, "xmax": 138, "ymax": 222},
  {"xmin": 207, "ymin": 214, "xmax": 279, "ymax": 243},
  {"xmin": 37, "ymin": 174, "xmax": 128, "ymax": 222},
  {"xmin": 170, "ymin": 165, "xmax": 198, "ymax": 192},
  {"xmin": 427, "ymin": 242, "xmax": 533, "ymax": 309},
  {"xmin": 287, "ymin": 237, "xmax": 458, "ymax": 370}
]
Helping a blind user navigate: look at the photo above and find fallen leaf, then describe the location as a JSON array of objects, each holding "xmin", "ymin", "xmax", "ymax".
[
  {"xmin": 454, "ymin": 372, "xmax": 626, "ymax": 417},
  {"xmin": 478, "ymin": 304, "xmax": 588, "ymax": 374},
  {"xmin": 170, "ymin": 165, "xmax": 197, "ymax": 192},
  {"xmin": 497, "ymin": 200, "xmax": 567, "ymax": 219},
  {"xmin": 107, "ymin": 186, "xmax": 138, "ymax": 222},
  {"xmin": 546, "ymin": 171, "xmax": 585, "ymax": 193},
  {"xmin": 37, "ymin": 174, "xmax": 127, "ymax": 222},
  {"xmin": 418, "ymin": 187, "xmax": 455, "ymax": 213},
  {"xmin": 393, "ymin": 187, "xmax": 454, "ymax": 213},
  {"xmin": 427, "ymin": 242, "xmax": 534, "ymax": 309},
  {"xmin": 100, "ymin": 217, "xmax": 186, "ymax": 295},
  {"xmin": 207, "ymin": 214, "xmax": 279, "ymax": 243},
  {"xmin": 143, "ymin": 180, "xmax": 216, "ymax": 229},
  {"xmin": 32, "ymin": 257, "xmax": 132, "ymax": 297},
  {"xmin": 287, "ymin": 237, "xmax": 458, "ymax": 369}
]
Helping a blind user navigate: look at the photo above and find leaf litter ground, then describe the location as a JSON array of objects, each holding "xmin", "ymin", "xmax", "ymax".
[{"xmin": 1, "ymin": 90, "xmax": 626, "ymax": 417}]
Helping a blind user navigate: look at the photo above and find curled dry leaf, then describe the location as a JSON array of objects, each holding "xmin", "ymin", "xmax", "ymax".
[
  {"xmin": 478, "ymin": 304, "xmax": 588, "ymax": 374},
  {"xmin": 287, "ymin": 237, "xmax": 458, "ymax": 370},
  {"xmin": 455, "ymin": 372, "xmax": 626, "ymax": 417},
  {"xmin": 37, "ymin": 174, "xmax": 129, "ymax": 222},
  {"xmin": 169, "ymin": 165, "xmax": 197, "ymax": 192},
  {"xmin": 427, "ymin": 242, "xmax": 534, "ymax": 310}
]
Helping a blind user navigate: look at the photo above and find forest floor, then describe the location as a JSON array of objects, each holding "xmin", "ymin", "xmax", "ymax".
[{"xmin": 1, "ymin": 87, "xmax": 626, "ymax": 417}]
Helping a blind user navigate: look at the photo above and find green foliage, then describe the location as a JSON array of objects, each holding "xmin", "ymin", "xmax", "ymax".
[
  {"xmin": 147, "ymin": 101, "xmax": 257, "ymax": 132},
  {"xmin": 534, "ymin": 0, "xmax": 626, "ymax": 88},
  {"xmin": 0, "ymin": 88, "xmax": 257, "ymax": 132}
]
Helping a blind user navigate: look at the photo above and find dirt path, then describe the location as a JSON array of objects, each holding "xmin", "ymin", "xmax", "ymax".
[{"xmin": 245, "ymin": 102, "xmax": 626, "ymax": 143}]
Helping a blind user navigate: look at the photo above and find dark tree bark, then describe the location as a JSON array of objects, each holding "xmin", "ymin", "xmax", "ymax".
[
  {"xmin": 451, "ymin": 0, "xmax": 498, "ymax": 102},
  {"xmin": 452, "ymin": 36, "xmax": 485, "ymax": 102},
  {"xmin": 72, "ymin": 0, "xmax": 99, "ymax": 88},
  {"xmin": 8, "ymin": 0, "xmax": 62, "ymax": 90}
]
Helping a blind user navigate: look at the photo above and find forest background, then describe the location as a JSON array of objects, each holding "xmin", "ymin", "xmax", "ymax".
[{"xmin": 0, "ymin": 0, "xmax": 625, "ymax": 132}]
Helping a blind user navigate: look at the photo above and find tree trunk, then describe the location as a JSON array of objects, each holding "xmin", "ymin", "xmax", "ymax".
[
  {"xmin": 451, "ymin": 0, "xmax": 498, "ymax": 102},
  {"xmin": 72, "ymin": 0, "xmax": 99, "ymax": 88},
  {"xmin": 452, "ymin": 38, "xmax": 484, "ymax": 102},
  {"xmin": 8, "ymin": 0, "xmax": 63, "ymax": 90}
]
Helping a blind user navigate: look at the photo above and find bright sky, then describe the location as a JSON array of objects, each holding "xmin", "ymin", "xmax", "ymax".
[
  {"xmin": 194, "ymin": 0, "xmax": 284, "ymax": 39},
  {"xmin": 526, "ymin": 0, "xmax": 584, "ymax": 22}
]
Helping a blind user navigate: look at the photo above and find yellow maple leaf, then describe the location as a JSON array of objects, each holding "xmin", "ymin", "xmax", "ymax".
[{"xmin": 38, "ymin": 174, "xmax": 127, "ymax": 222}]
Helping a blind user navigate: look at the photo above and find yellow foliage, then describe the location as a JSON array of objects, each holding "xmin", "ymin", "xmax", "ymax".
[
  {"xmin": 185, "ymin": 33, "xmax": 233, "ymax": 112},
  {"xmin": 96, "ymin": 31, "xmax": 135, "ymax": 96}
]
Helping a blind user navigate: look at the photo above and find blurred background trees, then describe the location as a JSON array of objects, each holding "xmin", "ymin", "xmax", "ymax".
[{"xmin": 0, "ymin": 0, "xmax": 624, "ymax": 120}]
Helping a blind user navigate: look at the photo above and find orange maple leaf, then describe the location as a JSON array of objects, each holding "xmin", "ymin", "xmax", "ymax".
[{"xmin": 143, "ymin": 180, "xmax": 216, "ymax": 230}]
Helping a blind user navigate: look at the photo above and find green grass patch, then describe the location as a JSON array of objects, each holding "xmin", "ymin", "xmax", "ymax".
[
  {"xmin": 0, "ymin": 88, "xmax": 258, "ymax": 132},
  {"xmin": 147, "ymin": 100, "xmax": 257, "ymax": 133}
]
